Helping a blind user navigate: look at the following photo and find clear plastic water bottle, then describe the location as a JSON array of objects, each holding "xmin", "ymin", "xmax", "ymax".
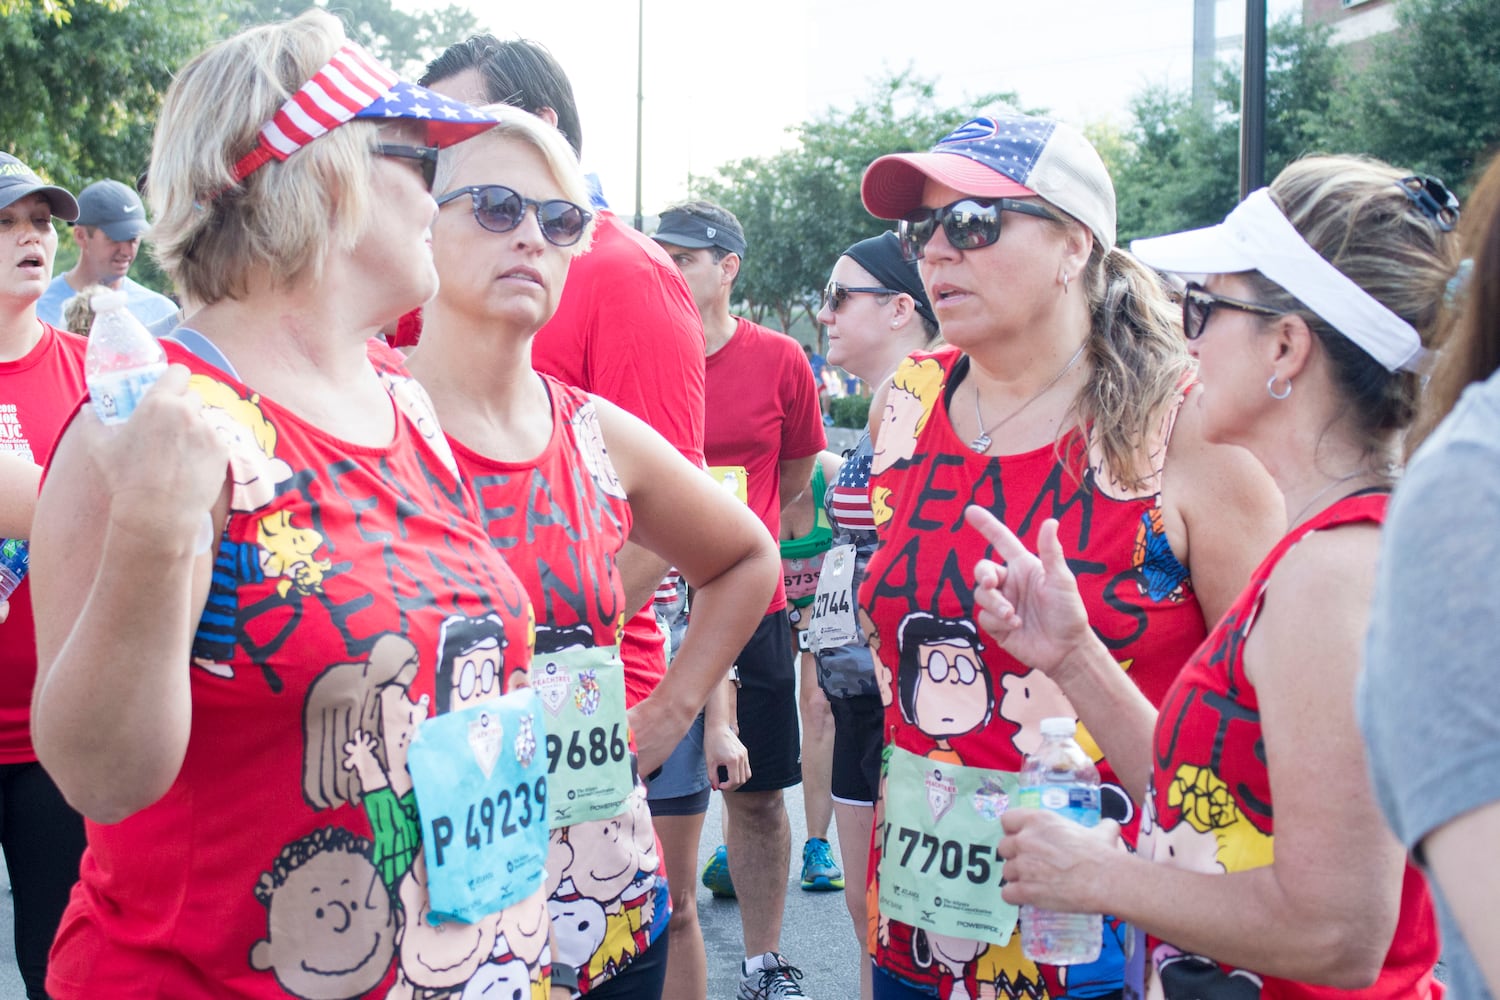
[
  {"xmin": 84, "ymin": 290, "xmax": 214, "ymax": 552},
  {"xmin": 0, "ymin": 538, "xmax": 27, "ymax": 603},
  {"xmin": 85, "ymin": 289, "xmax": 168, "ymax": 425},
  {"xmin": 1016, "ymin": 716, "xmax": 1102, "ymax": 964}
]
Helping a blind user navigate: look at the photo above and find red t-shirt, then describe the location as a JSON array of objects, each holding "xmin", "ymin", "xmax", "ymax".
[
  {"xmin": 862, "ymin": 348, "xmax": 1207, "ymax": 999},
  {"xmin": 450, "ymin": 374, "xmax": 671, "ymax": 991},
  {"xmin": 704, "ymin": 317, "xmax": 826, "ymax": 616},
  {"xmin": 1141, "ymin": 494, "xmax": 1443, "ymax": 999},
  {"xmin": 0, "ymin": 321, "xmax": 87, "ymax": 764},
  {"xmin": 533, "ymin": 210, "xmax": 706, "ymax": 707},
  {"xmin": 49, "ymin": 341, "xmax": 545, "ymax": 999}
]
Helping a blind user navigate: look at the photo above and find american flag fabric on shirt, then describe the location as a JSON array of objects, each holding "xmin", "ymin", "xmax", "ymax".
[
  {"xmin": 231, "ymin": 42, "xmax": 495, "ymax": 183},
  {"xmin": 828, "ymin": 448, "xmax": 877, "ymax": 533}
]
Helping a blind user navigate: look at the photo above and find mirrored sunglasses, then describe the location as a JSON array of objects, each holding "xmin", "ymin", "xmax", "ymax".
[
  {"xmin": 898, "ymin": 197, "xmax": 1059, "ymax": 261},
  {"xmin": 436, "ymin": 184, "xmax": 592, "ymax": 247},
  {"xmin": 1396, "ymin": 174, "xmax": 1460, "ymax": 232}
]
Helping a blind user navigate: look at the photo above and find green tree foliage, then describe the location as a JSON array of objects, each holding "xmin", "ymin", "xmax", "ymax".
[
  {"xmin": 0, "ymin": 1, "xmax": 223, "ymax": 191},
  {"xmin": 1110, "ymin": 15, "xmax": 1343, "ymax": 245},
  {"xmin": 1334, "ymin": 0, "xmax": 1500, "ymax": 192},
  {"xmin": 696, "ymin": 72, "xmax": 1022, "ymax": 333},
  {"xmin": 0, "ymin": 0, "xmax": 123, "ymax": 26},
  {"xmin": 232, "ymin": 0, "xmax": 480, "ymax": 80}
]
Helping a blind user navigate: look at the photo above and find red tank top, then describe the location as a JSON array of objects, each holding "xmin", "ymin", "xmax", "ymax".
[
  {"xmin": 1142, "ymin": 493, "xmax": 1442, "ymax": 999},
  {"xmin": 450, "ymin": 374, "xmax": 671, "ymax": 991},
  {"xmin": 0, "ymin": 322, "xmax": 87, "ymax": 763},
  {"xmin": 863, "ymin": 348, "xmax": 1208, "ymax": 999},
  {"xmin": 49, "ymin": 340, "xmax": 545, "ymax": 999}
]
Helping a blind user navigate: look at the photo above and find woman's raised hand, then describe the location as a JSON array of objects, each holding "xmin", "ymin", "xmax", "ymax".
[{"xmin": 965, "ymin": 506, "xmax": 1097, "ymax": 680}]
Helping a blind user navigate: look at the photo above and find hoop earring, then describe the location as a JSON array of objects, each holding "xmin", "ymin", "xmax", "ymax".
[
  {"xmin": 1061, "ymin": 272, "xmax": 1070, "ymax": 294},
  {"xmin": 1267, "ymin": 374, "xmax": 1292, "ymax": 400}
]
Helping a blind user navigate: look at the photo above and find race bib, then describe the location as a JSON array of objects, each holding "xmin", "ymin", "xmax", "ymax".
[
  {"xmin": 809, "ymin": 543, "xmax": 859, "ymax": 651},
  {"xmin": 783, "ymin": 551, "xmax": 826, "ymax": 603},
  {"xmin": 529, "ymin": 646, "xmax": 634, "ymax": 829},
  {"xmin": 878, "ymin": 745, "xmax": 1018, "ymax": 945},
  {"xmin": 708, "ymin": 465, "xmax": 749, "ymax": 504},
  {"xmin": 407, "ymin": 689, "xmax": 550, "ymax": 924}
]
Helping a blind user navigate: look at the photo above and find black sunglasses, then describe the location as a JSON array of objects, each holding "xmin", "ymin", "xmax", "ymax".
[
  {"xmin": 1396, "ymin": 174, "xmax": 1460, "ymax": 232},
  {"xmin": 822, "ymin": 280, "xmax": 900, "ymax": 313},
  {"xmin": 436, "ymin": 184, "xmax": 593, "ymax": 247},
  {"xmin": 898, "ymin": 197, "xmax": 1059, "ymax": 261},
  {"xmin": 1180, "ymin": 281, "xmax": 1282, "ymax": 340},
  {"xmin": 376, "ymin": 143, "xmax": 439, "ymax": 191}
]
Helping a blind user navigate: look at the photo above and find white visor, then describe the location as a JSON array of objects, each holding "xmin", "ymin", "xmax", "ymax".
[{"xmin": 1132, "ymin": 189, "xmax": 1430, "ymax": 374}]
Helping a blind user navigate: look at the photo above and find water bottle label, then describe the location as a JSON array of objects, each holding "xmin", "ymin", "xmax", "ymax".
[
  {"xmin": 0, "ymin": 538, "xmax": 27, "ymax": 602},
  {"xmin": 877, "ymin": 745, "xmax": 1020, "ymax": 946},
  {"xmin": 0, "ymin": 538, "xmax": 27, "ymax": 575},
  {"xmin": 90, "ymin": 363, "xmax": 167, "ymax": 425},
  {"xmin": 1015, "ymin": 783, "xmax": 1100, "ymax": 827}
]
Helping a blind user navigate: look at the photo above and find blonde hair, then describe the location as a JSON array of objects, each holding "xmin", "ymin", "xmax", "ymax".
[
  {"xmin": 148, "ymin": 10, "xmax": 377, "ymax": 304},
  {"xmin": 62, "ymin": 284, "xmax": 111, "ymax": 336},
  {"xmin": 433, "ymin": 103, "xmax": 596, "ymax": 259},
  {"xmin": 1244, "ymin": 155, "xmax": 1460, "ymax": 455},
  {"xmin": 1073, "ymin": 233, "xmax": 1194, "ymax": 492},
  {"xmin": 890, "ymin": 356, "xmax": 945, "ymax": 435}
]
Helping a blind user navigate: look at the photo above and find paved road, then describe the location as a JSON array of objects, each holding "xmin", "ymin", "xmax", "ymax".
[
  {"xmin": 0, "ymin": 864, "xmax": 20, "ymax": 998},
  {"xmin": 696, "ymin": 785, "xmax": 863, "ymax": 1000}
]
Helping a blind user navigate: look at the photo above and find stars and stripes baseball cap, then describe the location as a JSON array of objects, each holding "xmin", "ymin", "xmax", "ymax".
[
  {"xmin": 861, "ymin": 110, "xmax": 1117, "ymax": 250},
  {"xmin": 230, "ymin": 42, "xmax": 496, "ymax": 184}
]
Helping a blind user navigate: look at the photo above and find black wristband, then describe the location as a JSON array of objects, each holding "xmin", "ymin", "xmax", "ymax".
[{"xmin": 551, "ymin": 964, "xmax": 580, "ymax": 992}]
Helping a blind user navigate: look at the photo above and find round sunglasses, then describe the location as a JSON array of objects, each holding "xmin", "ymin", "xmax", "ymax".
[
  {"xmin": 436, "ymin": 184, "xmax": 593, "ymax": 247},
  {"xmin": 821, "ymin": 280, "xmax": 900, "ymax": 313},
  {"xmin": 898, "ymin": 197, "xmax": 1059, "ymax": 261},
  {"xmin": 1180, "ymin": 281, "xmax": 1282, "ymax": 340}
]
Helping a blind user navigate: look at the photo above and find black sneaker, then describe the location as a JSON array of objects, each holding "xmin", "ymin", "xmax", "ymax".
[{"xmin": 736, "ymin": 953, "xmax": 808, "ymax": 999}]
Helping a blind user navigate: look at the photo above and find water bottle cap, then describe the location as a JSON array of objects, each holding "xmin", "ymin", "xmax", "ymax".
[
  {"xmin": 90, "ymin": 289, "xmax": 129, "ymax": 313},
  {"xmin": 1040, "ymin": 716, "xmax": 1077, "ymax": 737}
]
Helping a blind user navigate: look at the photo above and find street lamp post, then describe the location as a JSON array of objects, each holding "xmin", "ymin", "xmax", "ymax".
[
  {"xmin": 1240, "ymin": 0, "xmax": 1268, "ymax": 199},
  {"xmin": 634, "ymin": 0, "xmax": 645, "ymax": 232}
]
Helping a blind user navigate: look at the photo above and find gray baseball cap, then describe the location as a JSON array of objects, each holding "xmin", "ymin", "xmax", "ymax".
[
  {"xmin": 0, "ymin": 153, "xmax": 79, "ymax": 220},
  {"xmin": 75, "ymin": 178, "xmax": 149, "ymax": 241},
  {"xmin": 653, "ymin": 208, "xmax": 747, "ymax": 258}
]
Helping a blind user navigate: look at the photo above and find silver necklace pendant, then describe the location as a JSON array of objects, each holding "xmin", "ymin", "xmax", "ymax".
[{"xmin": 969, "ymin": 432, "xmax": 992, "ymax": 453}]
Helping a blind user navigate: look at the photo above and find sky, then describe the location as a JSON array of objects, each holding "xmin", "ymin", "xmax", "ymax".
[{"xmin": 410, "ymin": 0, "xmax": 1301, "ymax": 217}]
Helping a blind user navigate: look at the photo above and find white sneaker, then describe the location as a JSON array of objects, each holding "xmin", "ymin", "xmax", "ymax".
[{"xmin": 736, "ymin": 953, "xmax": 809, "ymax": 999}]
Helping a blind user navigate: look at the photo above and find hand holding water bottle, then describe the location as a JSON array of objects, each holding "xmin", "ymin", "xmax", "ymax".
[
  {"xmin": 83, "ymin": 292, "xmax": 226, "ymax": 550},
  {"xmin": 997, "ymin": 718, "xmax": 1125, "ymax": 964}
]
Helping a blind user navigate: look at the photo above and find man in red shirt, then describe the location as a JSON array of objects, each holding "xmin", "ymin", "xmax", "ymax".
[{"xmin": 656, "ymin": 201, "xmax": 825, "ymax": 1000}]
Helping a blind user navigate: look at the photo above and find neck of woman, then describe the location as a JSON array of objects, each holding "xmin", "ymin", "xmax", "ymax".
[
  {"xmin": 405, "ymin": 309, "xmax": 551, "ymax": 462},
  {"xmin": 1262, "ymin": 429, "xmax": 1400, "ymax": 530},
  {"xmin": 0, "ymin": 307, "xmax": 41, "ymax": 363}
]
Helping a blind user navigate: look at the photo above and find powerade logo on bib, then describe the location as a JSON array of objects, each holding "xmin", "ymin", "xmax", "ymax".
[{"xmin": 407, "ymin": 689, "xmax": 550, "ymax": 924}]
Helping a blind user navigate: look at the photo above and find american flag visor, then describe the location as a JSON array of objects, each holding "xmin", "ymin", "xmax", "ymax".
[{"xmin": 230, "ymin": 43, "xmax": 496, "ymax": 183}]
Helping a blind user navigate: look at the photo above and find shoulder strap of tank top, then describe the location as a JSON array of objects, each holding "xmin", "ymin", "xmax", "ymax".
[{"xmin": 166, "ymin": 327, "xmax": 240, "ymax": 380}]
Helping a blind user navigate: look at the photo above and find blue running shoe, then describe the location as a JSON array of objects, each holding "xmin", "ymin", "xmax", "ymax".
[
  {"xmin": 799, "ymin": 837, "xmax": 844, "ymax": 892},
  {"xmin": 701, "ymin": 843, "xmax": 736, "ymax": 898}
]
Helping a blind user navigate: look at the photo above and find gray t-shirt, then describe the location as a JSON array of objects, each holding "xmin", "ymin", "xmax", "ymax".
[{"xmin": 1360, "ymin": 369, "xmax": 1500, "ymax": 1000}]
